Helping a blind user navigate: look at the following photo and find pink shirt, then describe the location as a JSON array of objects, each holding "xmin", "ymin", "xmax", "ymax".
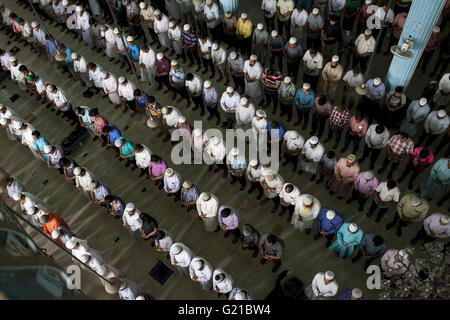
[
  {"xmin": 334, "ymin": 158, "xmax": 360, "ymax": 183},
  {"xmin": 411, "ymin": 147, "xmax": 434, "ymax": 172},
  {"xmin": 354, "ymin": 172, "xmax": 379, "ymax": 197},
  {"xmin": 12, "ymin": 20, "xmax": 22, "ymax": 33},
  {"xmin": 348, "ymin": 116, "xmax": 368, "ymax": 137},
  {"xmin": 392, "ymin": 13, "xmax": 407, "ymax": 39}
]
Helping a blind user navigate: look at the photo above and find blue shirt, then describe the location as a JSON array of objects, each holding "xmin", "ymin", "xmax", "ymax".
[
  {"xmin": 203, "ymin": 87, "xmax": 218, "ymax": 105},
  {"xmin": 338, "ymin": 289, "xmax": 364, "ymax": 300},
  {"xmin": 45, "ymin": 39, "xmax": 59, "ymax": 57},
  {"xmin": 365, "ymin": 79, "xmax": 386, "ymax": 100},
  {"xmin": 107, "ymin": 124, "xmax": 121, "ymax": 144},
  {"xmin": 169, "ymin": 67, "xmax": 185, "ymax": 87},
  {"xmin": 226, "ymin": 153, "xmax": 247, "ymax": 177},
  {"xmin": 127, "ymin": 43, "xmax": 141, "ymax": 61},
  {"xmin": 299, "ymin": 0, "xmax": 313, "ymax": 8},
  {"xmin": 266, "ymin": 121, "xmax": 286, "ymax": 140},
  {"xmin": 295, "ymin": 88, "xmax": 316, "ymax": 110},
  {"xmin": 136, "ymin": 93, "xmax": 149, "ymax": 109},
  {"xmin": 316, "ymin": 208, "xmax": 343, "ymax": 235},
  {"xmin": 107, "ymin": 195, "xmax": 125, "ymax": 216},
  {"xmin": 34, "ymin": 136, "xmax": 50, "ymax": 161}
]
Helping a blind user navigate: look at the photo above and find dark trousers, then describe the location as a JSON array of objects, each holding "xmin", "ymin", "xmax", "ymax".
[
  {"xmin": 352, "ymin": 250, "xmax": 375, "ymax": 268},
  {"xmin": 296, "ymin": 109, "xmax": 311, "ymax": 126},
  {"xmin": 270, "ymin": 196, "xmax": 281, "ymax": 209},
  {"xmin": 156, "ymin": 74, "xmax": 171, "ymax": 89},
  {"xmin": 225, "ymin": 227, "xmax": 241, "ymax": 239},
  {"xmin": 354, "ymin": 54, "xmax": 370, "ymax": 73},
  {"xmin": 327, "ymin": 127, "xmax": 343, "ymax": 143},
  {"xmin": 269, "ymin": 52, "xmax": 283, "ymax": 73},
  {"xmin": 173, "ymin": 85, "xmax": 189, "ymax": 100},
  {"xmin": 126, "ymin": 99, "xmax": 137, "ymax": 112},
  {"xmin": 231, "ymin": 75, "xmax": 245, "ymax": 91},
  {"xmin": 147, "ymin": 27, "xmax": 159, "ymax": 43},
  {"xmin": 436, "ymin": 134, "xmax": 450, "ymax": 157},
  {"xmin": 283, "ymin": 152, "xmax": 299, "ymax": 169},
  {"xmin": 343, "ymin": 132, "xmax": 362, "ymax": 154},
  {"xmin": 264, "ymin": 16, "xmax": 275, "ymax": 31},
  {"xmin": 206, "ymin": 105, "xmax": 221, "ymax": 121},
  {"xmin": 315, "ymin": 233, "xmax": 335, "ymax": 244},
  {"xmin": 381, "ymin": 156, "xmax": 401, "ymax": 177},
  {"xmin": 348, "ymin": 189, "xmax": 369, "ymax": 210},
  {"xmin": 280, "ymin": 204, "xmax": 295, "ymax": 218},
  {"xmin": 63, "ymin": 107, "xmax": 80, "ymax": 124},
  {"xmin": 387, "ymin": 215, "xmax": 412, "ymax": 233},
  {"xmin": 248, "ymin": 181, "xmax": 264, "ymax": 198},
  {"xmin": 398, "ymin": 159, "xmax": 422, "ymax": 185},
  {"xmin": 238, "ymin": 37, "xmax": 252, "ymax": 57},
  {"xmin": 432, "ymin": 56, "xmax": 450, "ymax": 77},
  {"xmin": 287, "ymin": 59, "xmax": 301, "ymax": 82},
  {"xmin": 191, "ymin": 94, "xmax": 203, "ymax": 109},
  {"xmin": 201, "ymin": 57, "xmax": 215, "ymax": 75},
  {"xmin": 307, "ymin": 35, "xmax": 321, "ymax": 50},
  {"xmin": 277, "ymin": 18, "xmax": 290, "ymax": 37},
  {"xmin": 184, "ymin": 49, "xmax": 201, "ymax": 65},
  {"xmin": 303, "ymin": 73, "xmax": 319, "ymax": 92},
  {"xmin": 418, "ymin": 131, "xmax": 438, "ymax": 146},
  {"xmin": 311, "ymin": 115, "xmax": 327, "ymax": 138},
  {"xmin": 412, "ymin": 226, "xmax": 437, "ymax": 244},
  {"xmin": 231, "ymin": 174, "xmax": 247, "ymax": 189},
  {"xmin": 361, "ymin": 144, "xmax": 382, "ymax": 168},
  {"xmin": 208, "ymin": 24, "xmax": 222, "ymax": 42},
  {"xmin": 280, "ymin": 101, "xmax": 293, "ymax": 121},
  {"xmin": 264, "ymin": 91, "xmax": 279, "ymax": 112},
  {"xmin": 368, "ymin": 200, "xmax": 389, "ymax": 221}
]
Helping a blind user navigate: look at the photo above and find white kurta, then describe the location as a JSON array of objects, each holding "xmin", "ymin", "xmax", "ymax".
[
  {"xmin": 260, "ymin": 174, "xmax": 284, "ymax": 199},
  {"xmin": 170, "ymin": 242, "xmax": 194, "ymax": 275},
  {"xmin": 308, "ymin": 272, "xmax": 339, "ymax": 299},
  {"xmin": 135, "ymin": 145, "xmax": 152, "ymax": 169},
  {"xmin": 212, "ymin": 268, "xmax": 234, "ymax": 294},
  {"xmin": 291, "ymin": 194, "xmax": 321, "ymax": 231},
  {"xmin": 140, "ymin": 49, "xmax": 156, "ymax": 83},
  {"xmin": 163, "ymin": 107, "xmax": 182, "ymax": 128},
  {"xmin": 300, "ymin": 140, "xmax": 325, "ymax": 174},
  {"xmin": 189, "ymin": 257, "xmax": 213, "ymax": 290},
  {"xmin": 251, "ymin": 117, "xmax": 267, "ymax": 146},
  {"xmin": 154, "ymin": 15, "xmax": 172, "ymax": 49},
  {"xmin": 122, "ymin": 210, "xmax": 143, "ymax": 232},
  {"xmin": 235, "ymin": 103, "xmax": 256, "ymax": 129},
  {"xmin": 168, "ymin": 26, "xmax": 183, "ymax": 55},
  {"xmin": 279, "ymin": 183, "xmax": 301, "ymax": 206},
  {"xmin": 89, "ymin": 66, "xmax": 104, "ymax": 88},
  {"xmin": 205, "ymin": 142, "xmax": 226, "ymax": 162},
  {"xmin": 75, "ymin": 11, "xmax": 93, "ymax": 47},
  {"xmin": 104, "ymin": 28, "xmax": 119, "ymax": 58},
  {"xmin": 75, "ymin": 169, "xmax": 94, "ymax": 192},
  {"xmin": 243, "ymin": 60, "xmax": 263, "ymax": 98},
  {"xmin": 102, "ymin": 75, "xmax": 122, "ymax": 105}
]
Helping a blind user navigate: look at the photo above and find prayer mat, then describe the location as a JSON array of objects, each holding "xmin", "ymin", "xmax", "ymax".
[{"xmin": 149, "ymin": 260, "xmax": 173, "ymax": 285}]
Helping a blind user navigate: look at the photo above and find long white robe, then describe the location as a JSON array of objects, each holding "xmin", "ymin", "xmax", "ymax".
[
  {"xmin": 75, "ymin": 11, "xmax": 93, "ymax": 47},
  {"xmin": 154, "ymin": 15, "xmax": 172, "ymax": 49},
  {"xmin": 300, "ymin": 140, "xmax": 325, "ymax": 174},
  {"xmin": 291, "ymin": 194, "xmax": 321, "ymax": 231},
  {"xmin": 168, "ymin": 26, "xmax": 183, "ymax": 55},
  {"xmin": 212, "ymin": 268, "xmax": 234, "ymax": 294},
  {"xmin": 140, "ymin": 49, "xmax": 156, "ymax": 83},
  {"xmin": 189, "ymin": 257, "xmax": 213, "ymax": 290},
  {"xmin": 235, "ymin": 103, "xmax": 256, "ymax": 129},
  {"xmin": 243, "ymin": 61, "xmax": 263, "ymax": 98},
  {"xmin": 89, "ymin": 66, "xmax": 104, "ymax": 88},
  {"xmin": 102, "ymin": 75, "xmax": 122, "ymax": 105},
  {"xmin": 170, "ymin": 242, "xmax": 194, "ymax": 276},
  {"xmin": 104, "ymin": 28, "xmax": 119, "ymax": 58}
]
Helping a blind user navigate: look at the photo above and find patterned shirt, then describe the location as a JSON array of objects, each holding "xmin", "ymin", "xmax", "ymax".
[
  {"xmin": 278, "ymin": 82, "xmax": 296, "ymax": 100},
  {"xmin": 262, "ymin": 68, "xmax": 282, "ymax": 95},
  {"xmin": 329, "ymin": 107, "xmax": 351, "ymax": 129},
  {"xmin": 169, "ymin": 67, "xmax": 185, "ymax": 87},
  {"xmin": 229, "ymin": 288, "xmax": 254, "ymax": 300},
  {"xmin": 386, "ymin": 135, "xmax": 414, "ymax": 156},
  {"xmin": 227, "ymin": 153, "xmax": 247, "ymax": 177},
  {"xmin": 156, "ymin": 57, "xmax": 171, "ymax": 74},
  {"xmin": 182, "ymin": 29, "xmax": 198, "ymax": 50},
  {"xmin": 182, "ymin": 185, "xmax": 200, "ymax": 203}
]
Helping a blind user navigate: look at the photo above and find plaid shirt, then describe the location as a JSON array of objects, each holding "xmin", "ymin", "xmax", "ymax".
[
  {"xmin": 387, "ymin": 135, "xmax": 414, "ymax": 157},
  {"xmin": 328, "ymin": 107, "xmax": 351, "ymax": 130}
]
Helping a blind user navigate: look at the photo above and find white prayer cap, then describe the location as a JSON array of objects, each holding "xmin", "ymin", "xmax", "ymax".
[
  {"xmin": 178, "ymin": 116, "xmax": 186, "ymax": 123},
  {"xmin": 364, "ymin": 28, "xmax": 372, "ymax": 35},
  {"xmin": 419, "ymin": 98, "xmax": 427, "ymax": 106},
  {"xmin": 66, "ymin": 238, "xmax": 77, "ymax": 249},
  {"xmin": 440, "ymin": 215, "xmax": 450, "ymax": 224},
  {"xmin": 352, "ymin": 288, "xmax": 363, "ymax": 298},
  {"xmin": 170, "ymin": 244, "xmax": 182, "ymax": 255},
  {"xmin": 240, "ymin": 97, "xmax": 248, "ymax": 105},
  {"xmin": 226, "ymin": 86, "xmax": 234, "ymax": 94},
  {"xmin": 212, "ymin": 43, "xmax": 219, "ymax": 50},
  {"xmin": 101, "ymin": 71, "xmax": 108, "ymax": 79},
  {"xmin": 398, "ymin": 249, "xmax": 409, "ymax": 259},
  {"xmin": 205, "ymin": 0, "xmax": 212, "ymax": 4},
  {"xmin": 332, "ymin": 55, "xmax": 339, "ymax": 62},
  {"xmin": 31, "ymin": 21, "xmax": 38, "ymax": 28},
  {"xmin": 373, "ymin": 77, "xmax": 381, "ymax": 86},
  {"xmin": 136, "ymin": 296, "xmax": 145, "ymax": 300},
  {"xmin": 303, "ymin": 195, "xmax": 313, "ymax": 206},
  {"xmin": 118, "ymin": 76, "xmax": 126, "ymax": 83},
  {"xmin": 0, "ymin": 118, "xmax": 7, "ymax": 125},
  {"xmin": 249, "ymin": 159, "xmax": 258, "ymax": 167},
  {"xmin": 126, "ymin": 202, "xmax": 135, "ymax": 211},
  {"xmin": 113, "ymin": 27, "xmax": 120, "ymax": 34},
  {"xmin": 182, "ymin": 180, "xmax": 192, "ymax": 189},
  {"xmin": 241, "ymin": 13, "xmax": 248, "ymax": 19},
  {"xmin": 171, "ymin": 60, "xmax": 178, "ymax": 66},
  {"xmin": 154, "ymin": 9, "xmax": 161, "ymax": 15},
  {"xmin": 13, "ymin": 193, "xmax": 21, "ymax": 201},
  {"xmin": 9, "ymin": 56, "xmax": 17, "ymax": 62},
  {"xmin": 324, "ymin": 271, "xmax": 334, "ymax": 280},
  {"xmin": 326, "ymin": 210, "xmax": 336, "ymax": 220},
  {"xmin": 104, "ymin": 277, "xmax": 121, "ymax": 294},
  {"xmin": 271, "ymin": 30, "xmax": 278, "ymax": 38},
  {"xmin": 73, "ymin": 167, "xmax": 82, "ymax": 176},
  {"xmin": 90, "ymin": 180, "xmax": 99, "ymax": 189},
  {"xmin": 76, "ymin": 6, "xmax": 83, "ymax": 12},
  {"xmin": 183, "ymin": 24, "xmax": 190, "ymax": 31},
  {"xmin": 43, "ymin": 145, "xmax": 52, "ymax": 153},
  {"xmin": 289, "ymin": 37, "xmax": 297, "ymax": 44},
  {"xmin": 303, "ymin": 82, "xmax": 311, "ymax": 90},
  {"xmin": 235, "ymin": 291, "xmax": 246, "ymax": 300},
  {"xmin": 12, "ymin": 121, "xmax": 23, "ymax": 130},
  {"xmin": 161, "ymin": 107, "xmax": 168, "ymax": 115},
  {"xmin": 411, "ymin": 196, "xmax": 422, "ymax": 207},
  {"xmin": 51, "ymin": 229, "xmax": 60, "ymax": 239},
  {"xmin": 364, "ymin": 171, "xmax": 374, "ymax": 180},
  {"xmin": 157, "ymin": 52, "xmax": 164, "ymax": 60},
  {"xmin": 192, "ymin": 259, "xmax": 203, "ymax": 270},
  {"xmin": 126, "ymin": 35, "xmax": 134, "ymax": 42},
  {"xmin": 166, "ymin": 168, "xmax": 174, "ymax": 176},
  {"xmin": 203, "ymin": 80, "xmax": 212, "ymax": 88},
  {"xmin": 365, "ymin": 0, "xmax": 372, "ymax": 4},
  {"xmin": 200, "ymin": 192, "xmax": 211, "ymax": 200},
  {"xmin": 62, "ymin": 0, "xmax": 68, "ymax": 6},
  {"xmin": 169, "ymin": 21, "xmax": 175, "ymax": 28},
  {"xmin": 289, "ymin": 131, "xmax": 299, "ymax": 140},
  {"xmin": 0, "ymin": 104, "xmax": 4, "ymax": 109},
  {"xmin": 312, "ymin": 8, "xmax": 319, "ymax": 14},
  {"xmin": 139, "ymin": 2, "xmax": 146, "ymax": 9},
  {"xmin": 348, "ymin": 223, "xmax": 358, "ymax": 233},
  {"xmin": 433, "ymin": 26, "xmax": 440, "ymax": 33},
  {"xmin": 230, "ymin": 51, "xmax": 237, "ymax": 59},
  {"xmin": 114, "ymin": 138, "xmax": 123, "ymax": 148},
  {"xmin": 210, "ymin": 136, "xmax": 219, "ymax": 145},
  {"xmin": 256, "ymin": 109, "xmax": 266, "ymax": 118},
  {"xmin": 249, "ymin": 54, "xmax": 257, "ymax": 61},
  {"xmin": 284, "ymin": 76, "xmax": 291, "ymax": 84},
  {"xmin": 79, "ymin": 254, "xmax": 90, "ymax": 263},
  {"xmin": 309, "ymin": 136, "xmax": 319, "ymax": 144},
  {"xmin": 46, "ymin": 84, "xmax": 54, "ymax": 92},
  {"xmin": 257, "ymin": 23, "xmax": 263, "ymax": 30},
  {"xmin": 230, "ymin": 147, "xmax": 239, "ymax": 156},
  {"xmin": 71, "ymin": 52, "xmax": 79, "ymax": 59},
  {"xmin": 193, "ymin": 128, "xmax": 202, "ymax": 137},
  {"xmin": 438, "ymin": 110, "xmax": 447, "ymax": 118}
]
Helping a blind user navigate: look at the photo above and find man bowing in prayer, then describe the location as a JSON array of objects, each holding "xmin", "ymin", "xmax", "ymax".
[{"xmin": 329, "ymin": 222, "xmax": 363, "ymax": 259}]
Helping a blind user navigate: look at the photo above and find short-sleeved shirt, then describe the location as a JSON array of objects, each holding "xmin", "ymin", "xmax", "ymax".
[
  {"xmin": 376, "ymin": 182, "xmax": 400, "ymax": 204},
  {"xmin": 140, "ymin": 213, "xmax": 158, "ymax": 236},
  {"xmin": 107, "ymin": 195, "xmax": 125, "ymax": 216},
  {"xmin": 107, "ymin": 124, "xmax": 121, "ymax": 143},
  {"xmin": 259, "ymin": 234, "xmax": 284, "ymax": 258}
]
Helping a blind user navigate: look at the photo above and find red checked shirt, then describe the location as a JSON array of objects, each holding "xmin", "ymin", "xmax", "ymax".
[
  {"xmin": 386, "ymin": 134, "xmax": 414, "ymax": 157},
  {"xmin": 328, "ymin": 107, "xmax": 351, "ymax": 130}
]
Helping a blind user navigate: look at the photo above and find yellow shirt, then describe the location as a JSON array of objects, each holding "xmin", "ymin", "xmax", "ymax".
[{"xmin": 236, "ymin": 18, "xmax": 253, "ymax": 38}]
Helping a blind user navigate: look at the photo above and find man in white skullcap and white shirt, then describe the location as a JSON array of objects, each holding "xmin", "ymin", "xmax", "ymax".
[
  {"xmin": 5, "ymin": 176, "xmax": 24, "ymax": 202},
  {"xmin": 79, "ymin": 252, "xmax": 105, "ymax": 275},
  {"xmin": 354, "ymin": 29, "xmax": 376, "ymax": 72},
  {"xmin": 251, "ymin": 109, "xmax": 268, "ymax": 151},
  {"xmin": 74, "ymin": 167, "xmax": 94, "ymax": 193},
  {"xmin": 299, "ymin": 136, "xmax": 324, "ymax": 180},
  {"xmin": 205, "ymin": 136, "xmax": 227, "ymax": 176},
  {"xmin": 139, "ymin": 44, "xmax": 156, "ymax": 84},
  {"xmin": 31, "ymin": 22, "xmax": 47, "ymax": 53},
  {"xmin": 75, "ymin": 6, "xmax": 93, "ymax": 47},
  {"xmin": 122, "ymin": 203, "xmax": 143, "ymax": 238},
  {"xmin": 290, "ymin": 5, "xmax": 308, "ymax": 45},
  {"xmin": 213, "ymin": 268, "xmax": 234, "ymax": 297},
  {"xmin": 71, "ymin": 52, "xmax": 90, "ymax": 86},
  {"xmin": 0, "ymin": 50, "xmax": 12, "ymax": 72},
  {"xmin": 139, "ymin": 2, "xmax": 159, "ymax": 47},
  {"xmin": 279, "ymin": 183, "xmax": 300, "ymax": 221},
  {"xmin": 235, "ymin": 97, "xmax": 255, "ymax": 130},
  {"xmin": 104, "ymin": 277, "xmax": 140, "ymax": 300},
  {"xmin": 246, "ymin": 159, "xmax": 264, "ymax": 200},
  {"xmin": 161, "ymin": 106, "xmax": 182, "ymax": 141},
  {"xmin": 227, "ymin": 51, "xmax": 246, "ymax": 93},
  {"xmin": 418, "ymin": 109, "xmax": 449, "ymax": 146},
  {"xmin": 259, "ymin": 169, "xmax": 284, "ymax": 213},
  {"xmin": 103, "ymin": 25, "xmax": 120, "ymax": 60},
  {"xmin": 9, "ymin": 57, "xmax": 26, "ymax": 91},
  {"xmin": 113, "ymin": 28, "xmax": 132, "ymax": 71},
  {"xmin": 305, "ymin": 271, "xmax": 339, "ymax": 300},
  {"xmin": 190, "ymin": 128, "xmax": 209, "ymax": 163},
  {"xmin": 44, "ymin": 145, "xmax": 64, "ymax": 172},
  {"xmin": 211, "ymin": 43, "xmax": 229, "ymax": 85},
  {"xmin": 292, "ymin": 194, "xmax": 321, "ymax": 234},
  {"xmin": 14, "ymin": 192, "xmax": 36, "ymax": 216},
  {"xmin": 163, "ymin": 168, "xmax": 182, "ymax": 200},
  {"xmin": 410, "ymin": 213, "xmax": 450, "ymax": 245},
  {"xmin": 189, "ymin": 256, "xmax": 213, "ymax": 290},
  {"xmin": 282, "ymin": 130, "xmax": 304, "ymax": 172},
  {"xmin": 168, "ymin": 21, "xmax": 183, "ymax": 59},
  {"xmin": 118, "ymin": 77, "xmax": 137, "ymax": 113},
  {"xmin": 154, "ymin": 10, "xmax": 172, "ymax": 50},
  {"xmin": 243, "ymin": 55, "xmax": 263, "ymax": 99},
  {"xmin": 133, "ymin": 143, "xmax": 152, "ymax": 177},
  {"xmin": 154, "ymin": 229, "xmax": 175, "ymax": 258},
  {"xmin": 66, "ymin": 236, "xmax": 90, "ymax": 262},
  {"xmin": 252, "ymin": 23, "xmax": 269, "ymax": 66},
  {"xmin": 321, "ymin": 55, "xmax": 343, "ymax": 100},
  {"xmin": 88, "ymin": 63, "xmax": 104, "ymax": 92},
  {"xmin": 196, "ymin": 192, "xmax": 220, "ymax": 232},
  {"xmin": 13, "ymin": 121, "xmax": 40, "ymax": 159},
  {"xmin": 381, "ymin": 248, "xmax": 410, "ymax": 276},
  {"xmin": 51, "ymin": 225, "xmax": 74, "ymax": 247},
  {"xmin": 170, "ymin": 242, "xmax": 194, "ymax": 276},
  {"xmin": 220, "ymin": 86, "xmax": 241, "ymax": 129}
]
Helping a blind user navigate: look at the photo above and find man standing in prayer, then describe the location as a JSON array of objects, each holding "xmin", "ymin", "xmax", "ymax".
[
  {"xmin": 329, "ymin": 222, "xmax": 363, "ymax": 259},
  {"xmin": 291, "ymin": 193, "xmax": 320, "ymax": 234},
  {"xmin": 346, "ymin": 170, "xmax": 379, "ymax": 212},
  {"xmin": 218, "ymin": 206, "xmax": 241, "ymax": 244},
  {"xmin": 305, "ymin": 271, "xmax": 338, "ymax": 300},
  {"xmin": 386, "ymin": 194, "xmax": 429, "ymax": 237},
  {"xmin": 170, "ymin": 242, "xmax": 194, "ymax": 276},
  {"xmin": 352, "ymin": 233, "xmax": 388, "ymax": 269},
  {"xmin": 298, "ymin": 136, "xmax": 324, "ymax": 180},
  {"xmin": 328, "ymin": 154, "xmax": 360, "ymax": 200},
  {"xmin": 189, "ymin": 257, "xmax": 213, "ymax": 290},
  {"xmin": 196, "ymin": 192, "xmax": 220, "ymax": 232},
  {"xmin": 259, "ymin": 233, "xmax": 284, "ymax": 273},
  {"xmin": 419, "ymin": 158, "xmax": 450, "ymax": 201},
  {"xmin": 314, "ymin": 208, "xmax": 343, "ymax": 247},
  {"xmin": 410, "ymin": 213, "xmax": 450, "ymax": 245}
]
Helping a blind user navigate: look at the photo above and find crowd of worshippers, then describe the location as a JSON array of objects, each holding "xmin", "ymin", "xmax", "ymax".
[{"xmin": 0, "ymin": 0, "xmax": 450, "ymax": 300}]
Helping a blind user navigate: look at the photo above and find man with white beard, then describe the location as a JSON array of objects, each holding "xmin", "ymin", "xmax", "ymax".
[
  {"xmin": 213, "ymin": 269, "xmax": 234, "ymax": 297},
  {"xmin": 299, "ymin": 136, "xmax": 324, "ymax": 180},
  {"xmin": 292, "ymin": 193, "xmax": 321, "ymax": 235},
  {"xmin": 75, "ymin": 6, "xmax": 93, "ymax": 47},
  {"xmin": 205, "ymin": 136, "xmax": 227, "ymax": 177},
  {"xmin": 154, "ymin": 10, "xmax": 172, "ymax": 50},
  {"xmin": 168, "ymin": 21, "xmax": 183, "ymax": 59},
  {"xmin": 220, "ymin": 86, "xmax": 241, "ymax": 129},
  {"xmin": 243, "ymin": 55, "xmax": 263, "ymax": 99},
  {"xmin": 259, "ymin": 169, "xmax": 284, "ymax": 213},
  {"xmin": 235, "ymin": 97, "xmax": 255, "ymax": 130},
  {"xmin": 251, "ymin": 109, "xmax": 267, "ymax": 151},
  {"xmin": 189, "ymin": 257, "xmax": 213, "ymax": 290},
  {"xmin": 74, "ymin": 167, "xmax": 94, "ymax": 192},
  {"xmin": 170, "ymin": 242, "xmax": 194, "ymax": 276}
]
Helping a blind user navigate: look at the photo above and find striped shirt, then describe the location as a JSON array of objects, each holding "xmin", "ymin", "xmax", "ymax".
[
  {"xmin": 182, "ymin": 185, "xmax": 200, "ymax": 203},
  {"xmin": 262, "ymin": 68, "xmax": 282, "ymax": 95},
  {"xmin": 387, "ymin": 135, "xmax": 414, "ymax": 157},
  {"xmin": 182, "ymin": 30, "xmax": 198, "ymax": 50}
]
